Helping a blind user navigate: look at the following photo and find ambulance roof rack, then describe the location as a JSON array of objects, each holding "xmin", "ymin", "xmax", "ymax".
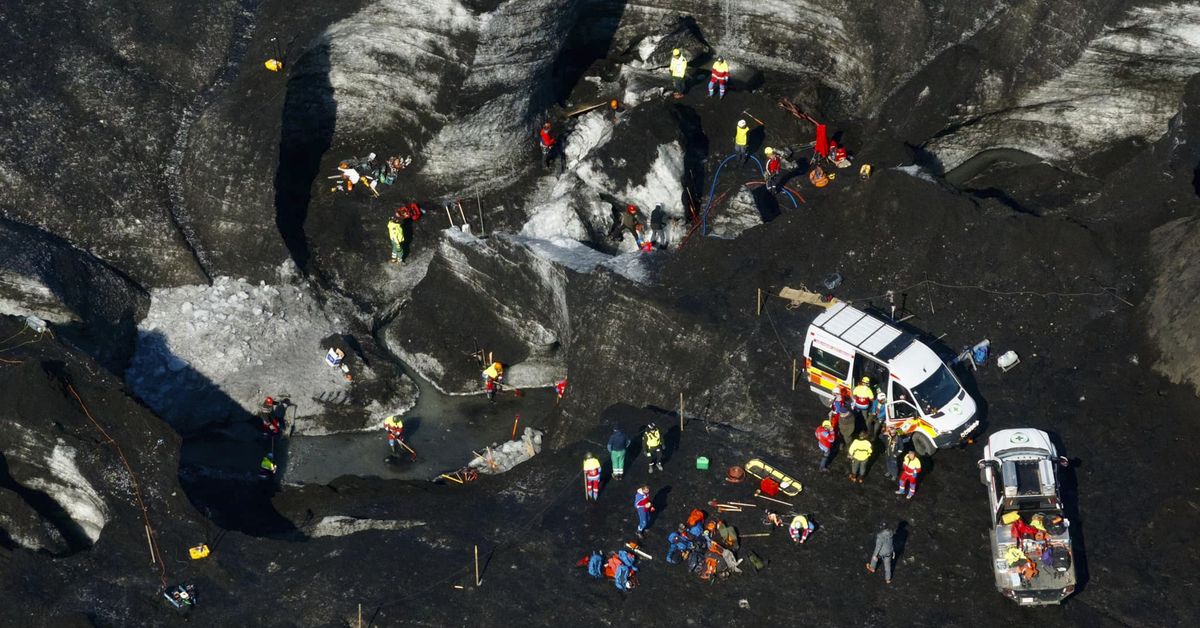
[{"xmin": 811, "ymin": 302, "xmax": 915, "ymax": 360}]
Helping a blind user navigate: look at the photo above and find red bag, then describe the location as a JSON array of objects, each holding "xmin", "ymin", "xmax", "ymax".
[
  {"xmin": 408, "ymin": 202, "xmax": 422, "ymax": 221},
  {"xmin": 760, "ymin": 477, "xmax": 780, "ymax": 496}
]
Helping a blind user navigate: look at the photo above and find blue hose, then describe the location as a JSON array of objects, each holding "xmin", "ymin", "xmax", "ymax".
[{"xmin": 702, "ymin": 154, "xmax": 797, "ymax": 233}]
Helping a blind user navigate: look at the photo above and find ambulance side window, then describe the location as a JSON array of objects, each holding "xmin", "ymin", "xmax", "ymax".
[
  {"xmin": 810, "ymin": 347, "xmax": 849, "ymax": 380},
  {"xmin": 890, "ymin": 383, "xmax": 918, "ymax": 419}
]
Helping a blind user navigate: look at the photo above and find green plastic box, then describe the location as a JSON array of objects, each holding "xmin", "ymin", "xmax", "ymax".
[{"xmin": 696, "ymin": 456, "xmax": 710, "ymax": 470}]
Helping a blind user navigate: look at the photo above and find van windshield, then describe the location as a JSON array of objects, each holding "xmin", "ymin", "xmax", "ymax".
[{"xmin": 911, "ymin": 365, "xmax": 961, "ymax": 414}]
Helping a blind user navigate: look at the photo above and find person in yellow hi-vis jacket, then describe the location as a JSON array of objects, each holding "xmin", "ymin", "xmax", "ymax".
[
  {"xmin": 387, "ymin": 213, "xmax": 406, "ymax": 263},
  {"xmin": 669, "ymin": 48, "xmax": 688, "ymax": 97}
]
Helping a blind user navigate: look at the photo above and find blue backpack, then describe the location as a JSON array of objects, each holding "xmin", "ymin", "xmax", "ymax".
[{"xmin": 586, "ymin": 551, "xmax": 603, "ymax": 578}]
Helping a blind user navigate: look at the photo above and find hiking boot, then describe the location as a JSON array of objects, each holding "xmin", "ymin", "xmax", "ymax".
[
  {"xmin": 907, "ymin": 493, "xmax": 915, "ymax": 500},
  {"xmin": 865, "ymin": 563, "xmax": 875, "ymax": 573},
  {"xmin": 648, "ymin": 466, "xmax": 654, "ymax": 475},
  {"xmin": 895, "ymin": 489, "xmax": 905, "ymax": 495},
  {"xmin": 856, "ymin": 477, "xmax": 865, "ymax": 484},
  {"xmin": 656, "ymin": 462, "xmax": 663, "ymax": 471},
  {"xmin": 636, "ymin": 531, "xmax": 645, "ymax": 539},
  {"xmin": 849, "ymin": 474, "xmax": 856, "ymax": 482}
]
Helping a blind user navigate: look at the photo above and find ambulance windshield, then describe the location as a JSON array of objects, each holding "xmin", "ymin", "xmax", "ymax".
[{"xmin": 911, "ymin": 365, "xmax": 960, "ymax": 413}]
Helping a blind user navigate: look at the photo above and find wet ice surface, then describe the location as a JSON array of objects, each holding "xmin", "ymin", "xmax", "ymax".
[{"xmin": 181, "ymin": 363, "xmax": 557, "ymax": 484}]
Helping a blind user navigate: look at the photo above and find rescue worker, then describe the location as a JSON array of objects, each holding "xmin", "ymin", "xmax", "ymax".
[
  {"xmin": 583, "ymin": 452, "xmax": 602, "ymax": 501},
  {"xmin": 642, "ymin": 422, "xmax": 664, "ymax": 473},
  {"xmin": 708, "ymin": 56, "xmax": 729, "ymax": 98},
  {"xmin": 764, "ymin": 146, "xmax": 782, "ymax": 191},
  {"xmin": 613, "ymin": 548, "xmax": 637, "ymax": 590},
  {"xmin": 482, "ymin": 361, "xmax": 504, "ymax": 402},
  {"xmin": 387, "ymin": 213, "xmax": 406, "ymax": 263},
  {"xmin": 332, "ymin": 160, "xmax": 360, "ymax": 193},
  {"xmin": 789, "ymin": 514, "xmax": 815, "ymax": 544},
  {"xmin": 648, "ymin": 204, "xmax": 667, "ymax": 249},
  {"xmin": 882, "ymin": 426, "xmax": 909, "ymax": 480},
  {"xmin": 851, "ymin": 377, "xmax": 874, "ymax": 417},
  {"xmin": 866, "ymin": 391, "xmax": 888, "ymax": 440},
  {"xmin": 831, "ymin": 391, "xmax": 854, "ymax": 441},
  {"xmin": 607, "ymin": 425, "xmax": 630, "ymax": 480},
  {"xmin": 666, "ymin": 525, "xmax": 692, "ymax": 564},
  {"xmin": 259, "ymin": 453, "xmax": 277, "ymax": 479},
  {"xmin": 815, "ymin": 418, "xmax": 837, "ymax": 471},
  {"xmin": 554, "ymin": 377, "xmax": 568, "ymax": 402},
  {"xmin": 734, "ymin": 119, "xmax": 758, "ymax": 164},
  {"xmin": 847, "ymin": 432, "xmax": 873, "ymax": 483},
  {"xmin": 609, "ymin": 204, "xmax": 641, "ymax": 243},
  {"xmin": 634, "ymin": 485, "xmax": 655, "ymax": 538},
  {"xmin": 896, "ymin": 451, "xmax": 921, "ymax": 499},
  {"xmin": 669, "ymin": 48, "xmax": 688, "ymax": 96},
  {"xmin": 264, "ymin": 58, "xmax": 284, "ymax": 72},
  {"xmin": 259, "ymin": 397, "xmax": 283, "ymax": 437},
  {"xmin": 537, "ymin": 122, "xmax": 562, "ymax": 172},
  {"xmin": 384, "ymin": 415, "xmax": 404, "ymax": 454},
  {"xmin": 865, "ymin": 521, "xmax": 896, "ymax": 584}
]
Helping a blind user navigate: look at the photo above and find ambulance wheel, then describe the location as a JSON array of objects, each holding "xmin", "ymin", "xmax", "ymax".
[{"xmin": 913, "ymin": 433, "xmax": 936, "ymax": 457}]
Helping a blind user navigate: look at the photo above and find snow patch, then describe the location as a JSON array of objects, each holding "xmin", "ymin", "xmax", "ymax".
[
  {"xmin": 23, "ymin": 442, "xmax": 108, "ymax": 544},
  {"xmin": 306, "ymin": 516, "xmax": 426, "ymax": 538}
]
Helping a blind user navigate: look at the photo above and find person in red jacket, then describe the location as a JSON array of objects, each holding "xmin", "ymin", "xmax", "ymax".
[
  {"xmin": 764, "ymin": 147, "xmax": 783, "ymax": 192},
  {"xmin": 815, "ymin": 418, "xmax": 837, "ymax": 472},
  {"xmin": 538, "ymin": 122, "xmax": 562, "ymax": 172}
]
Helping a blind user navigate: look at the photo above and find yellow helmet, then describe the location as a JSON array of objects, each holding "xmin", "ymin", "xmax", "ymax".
[
  {"xmin": 672, "ymin": 48, "xmax": 681, "ymax": 56},
  {"xmin": 764, "ymin": 147, "xmax": 774, "ymax": 155},
  {"xmin": 264, "ymin": 59, "xmax": 283, "ymax": 72}
]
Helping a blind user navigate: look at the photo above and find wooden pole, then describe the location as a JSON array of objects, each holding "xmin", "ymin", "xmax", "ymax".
[
  {"xmin": 144, "ymin": 525, "xmax": 155, "ymax": 565},
  {"xmin": 477, "ymin": 194, "xmax": 485, "ymax": 236},
  {"xmin": 474, "ymin": 545, "xmax": 481, "ymax": 586},
  {"xmin": 358, "ymin": 603, "xmax": 362, "ymax": 628},
  {"xmin": 511, "ymin": 414, "xmax": 520, "ymax": 440},
  {"xmin": 741, "ymin": 532, "xmax": 772, "ymax": 538},
  {"xmin": 792, "ymin": 359, "xmax": 798, "ymax": 391},
  {"xmin": 679, "ymin": 392, "xmax": 684, "ymax": 432},
  {"xmin": 753, "ymin": 491, "xmax": 794, "ymax": 507},
  {"xmin": 756, "ymin": 288, "xmax": 763, "ymax": 316}
]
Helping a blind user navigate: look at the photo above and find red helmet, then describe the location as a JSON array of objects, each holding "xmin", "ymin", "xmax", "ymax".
[
  {"xmin": 626, "ymin": 204, "xmax": 637, "ymax": 214},
  {"xmin": 264, "ymin": 396, "xmax": 274, "ymax": 406}
]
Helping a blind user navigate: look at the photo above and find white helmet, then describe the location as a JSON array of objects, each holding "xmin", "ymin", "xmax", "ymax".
[{"xmin": 737, "ymin": 119, "xmax": 747, "ymax": 128}]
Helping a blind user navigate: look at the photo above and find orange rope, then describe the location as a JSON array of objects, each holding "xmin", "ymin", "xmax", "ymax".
[{"xmin": 66, "ymin": 383, "xmax": 169, "ymax": 588}]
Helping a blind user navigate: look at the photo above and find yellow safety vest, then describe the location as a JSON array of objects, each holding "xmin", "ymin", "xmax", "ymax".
[
  {"xmin": 853, "ymin": 384, "xmax": 874, "ymax": 401},
  {"xmin": 735, "ymin": 126, "xmax": 749, "ymax": 146},
  {"xmin": 264, "ymin": 59, "xmax": 283, "ymax": 72},
  {"xmin": 790, "ymin": 514, "xmax": 808, "ymax": 529},
  {"xmin": 385, "ymin": 416, "xmax": 403, "ymax": 429},
  {"xmin": 483, "ymin": 363, "xmax": 502, "ymax": 379},
  {"xmin": 583, "ymin": 457, "xmax": 601, "ymax": 472},
  {"xmin": 645, "ymin": 429, "xmax": 662, "ymax": 448},
  {"xmin": 904, "ymin": 456, "xmax": 922, "ymax": 472},
  {"xmin": 387, "ymin": 220, "xmax": 404, "ymax": 243},
  {"xmin": 670, "ymin": 56, "xmax": 687, "ymax": 78},
  {"xmin": 1005, "ymin": 546, "xmax": 1026, "ymax": 566},
  {"xmin": 711, "ymin": 60, "xmax": 729, "ymax": 76},
  {"xmin": 848, "ymin": 439, "xmax": 873, "ymax": 461}
]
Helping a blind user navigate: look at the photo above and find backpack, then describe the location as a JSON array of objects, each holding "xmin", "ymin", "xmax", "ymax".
[
  {"xmin": 1050, "ymin": 546, "xmax": 1072, "ymax": 572},
  {"xmin": 687, "ymin": 508, "xmax": 706, "ymax": 527},
  {"xmin": 408, "ymin": 203, "xmax": 422, "ymax": 221},
  {"xmin": 586, "ymin": 551, "xmax": 603, "ymax": 578}
]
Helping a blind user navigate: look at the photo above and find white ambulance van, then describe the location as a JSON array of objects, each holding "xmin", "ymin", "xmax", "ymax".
[{"xmin": 802, "ymin": 302, "xmax": 979, "ymax": 455}]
